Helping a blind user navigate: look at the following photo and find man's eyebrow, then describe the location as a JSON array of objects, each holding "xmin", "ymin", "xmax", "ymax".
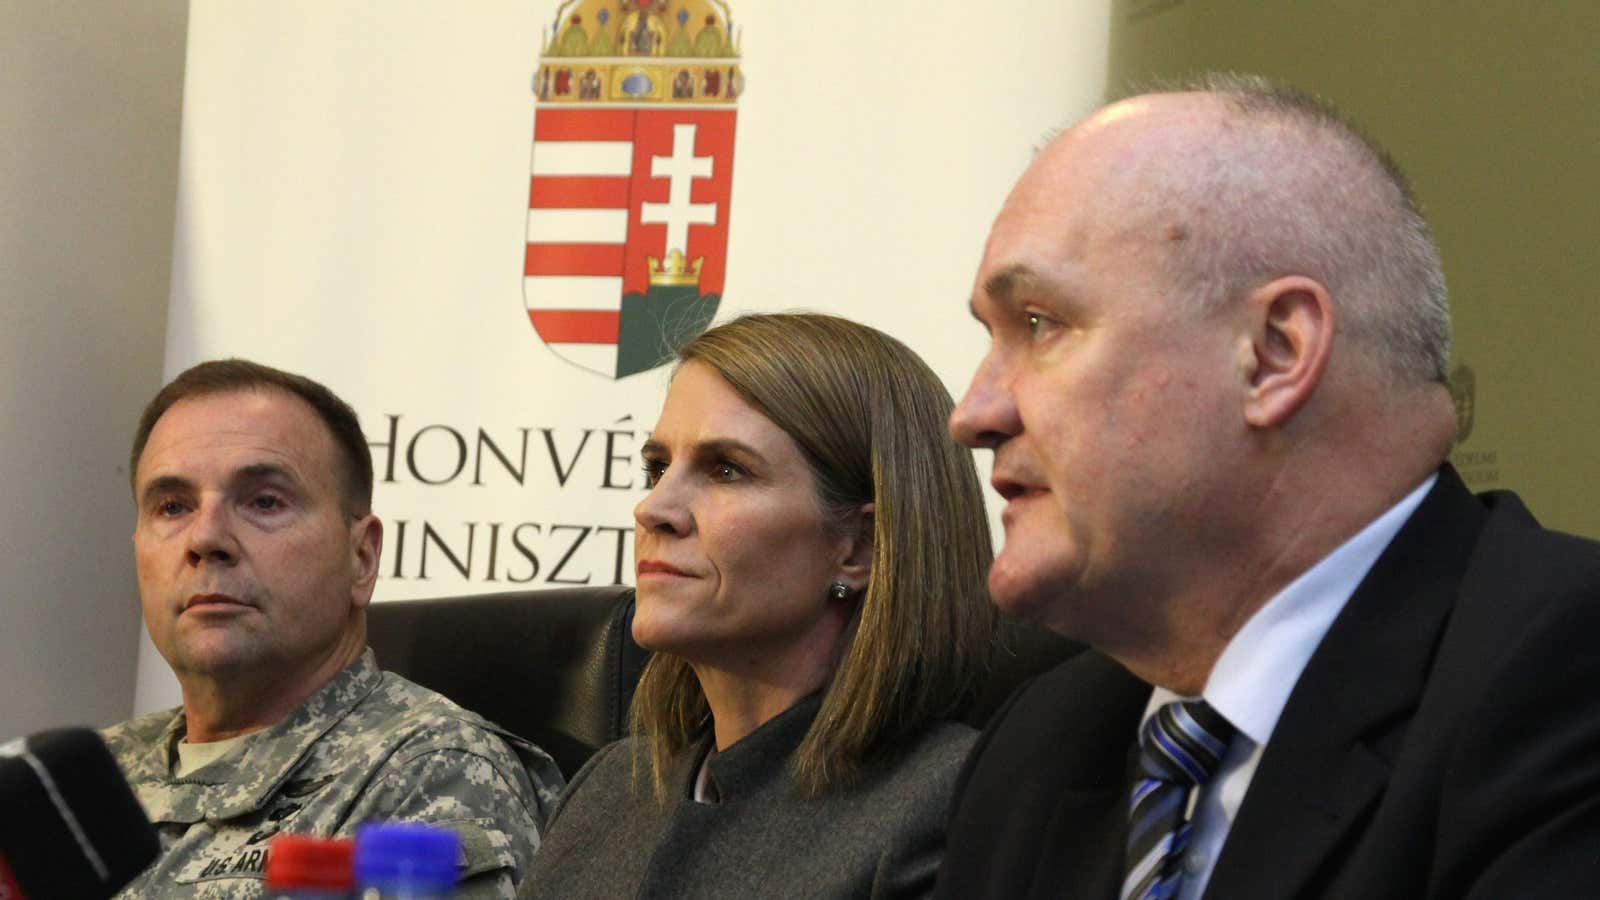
[
  {"xmin": 137, "ymin": 474, "xmax": 192, "ymax": 506},
  {"xmin": 234, "ymin": 462, "xmax": 304, "ymax": 490},
  {"xmin": 137, "ymin": 462, "xmax": 306, "ymax": 504},
  {"xmin": 982, "ymin": 264, "xmax": 1039, "ymax": 305}
]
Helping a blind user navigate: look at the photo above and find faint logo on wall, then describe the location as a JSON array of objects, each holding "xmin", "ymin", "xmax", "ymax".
[
  {"xmin": 523, "ymin": 0, "xmax": 743, "ymax": 379},
  {"xmin": 1448, "ymin": 363, "xmax": 1475, "ymax": 445},
  {"xmin": 1447, "ymin": 361, "xmax": 1500, "ymax": 488}
]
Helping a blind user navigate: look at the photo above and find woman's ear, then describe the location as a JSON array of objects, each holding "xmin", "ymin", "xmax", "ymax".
[{"xmin": 835, "ymin": 502, "xmax": 875, "ymax": 590}]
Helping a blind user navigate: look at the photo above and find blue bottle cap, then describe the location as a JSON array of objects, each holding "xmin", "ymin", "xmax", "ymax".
[{"xmin": 353, "ymin": 822, "xmax": 460, "ymax": 889}]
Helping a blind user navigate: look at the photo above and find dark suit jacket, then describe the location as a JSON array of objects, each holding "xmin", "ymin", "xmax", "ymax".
[{"xmin": 934, "ymin": 466, "xmax": 1600, "ymax": 899}]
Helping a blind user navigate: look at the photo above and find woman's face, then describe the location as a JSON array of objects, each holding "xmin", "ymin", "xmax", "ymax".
[{"xmin": 632, "ymin": 361, "xmax": 860, "ymax": 674}]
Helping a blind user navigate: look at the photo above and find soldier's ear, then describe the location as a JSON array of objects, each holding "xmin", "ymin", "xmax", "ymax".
[{"xmin": 349, "ymin": 515, "xmax": 383, "ymax": 608}]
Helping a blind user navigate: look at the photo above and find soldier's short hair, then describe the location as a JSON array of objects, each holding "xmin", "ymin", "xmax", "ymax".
[{"xmin": 129, "ymin": 359, "xmax": 374, "ymax": 515}]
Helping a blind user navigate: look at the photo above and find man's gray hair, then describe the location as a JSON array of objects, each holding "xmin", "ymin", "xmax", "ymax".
[{"xmin": 1135, "ymin": 74, "xmax": 1451, "ymax": 383}]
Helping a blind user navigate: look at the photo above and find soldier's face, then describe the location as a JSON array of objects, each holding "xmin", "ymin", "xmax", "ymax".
[{"xmin": 132, "ymin": 389, "xmax": 381, "ymax": 684}]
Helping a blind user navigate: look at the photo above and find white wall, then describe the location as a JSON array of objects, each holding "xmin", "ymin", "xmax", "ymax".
[
  {"xmin": 0, "ymin": 1, "xmax": 187, "ymax": 735},
  {"xmin": 128, "ymin": 0, "xmax": 1112, "ymax": 714}
]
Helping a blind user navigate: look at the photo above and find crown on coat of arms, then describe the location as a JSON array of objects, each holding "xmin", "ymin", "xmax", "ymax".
[
  {"xmin": 535, "ymin": 0, "xmax": 744, "ymax": 105},
  {"xmin": 646, "ymin": 249, "xmax": 705, "ymax": 287}
]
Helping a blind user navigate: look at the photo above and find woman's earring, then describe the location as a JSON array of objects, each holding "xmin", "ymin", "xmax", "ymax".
[{"xmin": 828, "ymin": 581, "xmax": 852, "ymax": 601}]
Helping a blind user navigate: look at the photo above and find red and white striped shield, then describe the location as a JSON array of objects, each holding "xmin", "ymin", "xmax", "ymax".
[
  {"xmin": 524, "ymin": 1, "xmax": 743, "ymax": 377},
  {"xmin": 523, "ymin": 105, "xmax": 736, "ymax": 378}
]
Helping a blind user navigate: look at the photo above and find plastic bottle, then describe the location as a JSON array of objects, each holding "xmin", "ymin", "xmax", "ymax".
[
  {"xmin": 265, "ymin": 833, "xmax": 355, "ymax": 899},
  {"xmin": 353, "ymin": 823, "xmax": 459, "ymax": 899}
]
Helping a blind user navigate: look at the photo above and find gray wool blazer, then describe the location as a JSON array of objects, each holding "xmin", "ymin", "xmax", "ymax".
[{"xmin": 521, "ymin": 695, "xmax": 977, "ymax": 899}]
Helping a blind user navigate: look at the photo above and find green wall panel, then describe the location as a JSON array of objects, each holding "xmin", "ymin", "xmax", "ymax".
[{"xmin": 1109, "ymin": 1, "xmax": 1600, "ymax": 538}]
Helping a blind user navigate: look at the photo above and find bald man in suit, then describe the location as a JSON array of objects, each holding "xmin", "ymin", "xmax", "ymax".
[{"xmin": 936, "ymin": 75, "xmax": 1600, "ymax": 899}]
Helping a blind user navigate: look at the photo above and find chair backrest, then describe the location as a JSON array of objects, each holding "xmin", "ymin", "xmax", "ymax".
[
  {"xmin": 366, "ymin": 585, "xmax": 649, "ymax": 779},
  {"xmin": 367, "ymin": 586, "xmax": 1084, "ymax": 777}
]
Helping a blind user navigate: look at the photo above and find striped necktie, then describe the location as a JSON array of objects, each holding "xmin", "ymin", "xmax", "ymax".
[{"xmin": 1121, "ymin": 699, "xmax": 1235, "ymax": 900}]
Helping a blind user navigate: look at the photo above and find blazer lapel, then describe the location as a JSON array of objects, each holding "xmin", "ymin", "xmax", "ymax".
[{"xmin": 1205, "ymin": 467, "xmax": 1488, "ymax": 900}]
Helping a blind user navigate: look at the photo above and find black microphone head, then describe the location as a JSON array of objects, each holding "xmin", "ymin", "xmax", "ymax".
[{"xmin": 0, "ymin": 728, "xmax": 159, "ymax": 899}]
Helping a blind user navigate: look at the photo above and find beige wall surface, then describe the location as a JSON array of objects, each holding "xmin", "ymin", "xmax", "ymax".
[
  {"xmin": 1108, "ymin": 1, "xmax": 1600, "ymax": 539},
  {"xmin": 0, "ymin": 1, "xmax": 187, "ymax": 735}
]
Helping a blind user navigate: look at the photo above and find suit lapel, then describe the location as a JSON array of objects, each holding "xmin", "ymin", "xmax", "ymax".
[
  {"xmin": 1031, "ymin": 778, "xmax": 1134, "ymax": 900},
  {"xmin": 1022, "ymin": 652, "xmax": 1149, "ymax": 900},
  {"xmin": 1205, "ymin": 467, "xmax": 1488, "ymax": 900}
]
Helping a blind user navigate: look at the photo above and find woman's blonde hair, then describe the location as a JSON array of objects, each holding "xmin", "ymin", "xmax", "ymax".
[{"xmin": 629, "ymin": 312, "xmax": 997, "ymax": 797}]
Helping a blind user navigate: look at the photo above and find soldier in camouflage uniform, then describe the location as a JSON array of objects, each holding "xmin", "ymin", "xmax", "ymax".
[
  {"xmin": 104, "ymin": 360, "xmax": 564, "ymax": 897},
  {"xmin": 103, "ymin": 649, "xmax": 563, "ymax": 897}
]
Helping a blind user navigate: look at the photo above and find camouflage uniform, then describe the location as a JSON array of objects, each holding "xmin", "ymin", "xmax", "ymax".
[{"xmin": 102, "ymin": 649, "xmax": 563, "ymax": 899}]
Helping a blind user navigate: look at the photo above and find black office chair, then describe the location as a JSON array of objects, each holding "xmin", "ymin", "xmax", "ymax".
[
  {"xmin": 367, "ymin": 585, "xmax": 1082, "ymax": 777},
  {"xmin": 366, "ymin": 585, "xmax": 649, "ymax": 779}
]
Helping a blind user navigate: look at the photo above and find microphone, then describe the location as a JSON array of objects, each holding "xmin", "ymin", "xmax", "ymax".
[{"xmin": 0, "ymin": 728, "xmax": 160, "ymax": 899}]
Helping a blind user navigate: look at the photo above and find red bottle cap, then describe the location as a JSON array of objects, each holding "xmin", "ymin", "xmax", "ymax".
[{"xmin": 265, "ymin": 834, "xmax": 356, "ymax": 889}]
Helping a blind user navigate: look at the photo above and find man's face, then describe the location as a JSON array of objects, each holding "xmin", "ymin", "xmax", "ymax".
[
  {"xmin": 949, "ymin": 105, "xmax": 1244, "ymax": 644},
  {"xmin": 132, "ymin": 388, "xmax": 380, "ymax": 683}
]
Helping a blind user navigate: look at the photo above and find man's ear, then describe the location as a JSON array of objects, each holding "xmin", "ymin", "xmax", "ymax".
[
  {"xmin": 1239, "ymin": 276, "xmax": 1335, "ymax": 429},
  {"xmin": 350, "ymin": 514, "xmax": 383, "ymax": 610},
  {"xmin": 834, "ymin": 503, "xmax": 875, "ymax": 591}
]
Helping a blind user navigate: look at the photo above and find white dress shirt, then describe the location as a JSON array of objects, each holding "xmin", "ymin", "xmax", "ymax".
[{"xmin": 1144, "ymin": 474, "xmax": 1436, "ymax": 900}]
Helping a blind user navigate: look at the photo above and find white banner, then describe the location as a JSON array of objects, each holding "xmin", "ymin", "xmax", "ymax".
[{"xmin": 139, "ymin": 0, "xmax": 1109, "ymax": 710}]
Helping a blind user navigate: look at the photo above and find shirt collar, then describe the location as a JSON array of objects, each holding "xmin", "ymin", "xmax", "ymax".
[{"xmin": 1150, "ymin": 474, "xmax": 1436, "ymax": 744}]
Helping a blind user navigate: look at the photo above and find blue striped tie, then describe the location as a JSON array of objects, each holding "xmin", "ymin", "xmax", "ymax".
[{"xmin": 1121, "ymin": 699, "xmax": 1235, "ymax": 900}]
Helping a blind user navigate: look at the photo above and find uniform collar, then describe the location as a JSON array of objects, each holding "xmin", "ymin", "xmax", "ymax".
[{"xmin": 138, "ymin": 649, "xmax": 384, "ymax": 823}]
